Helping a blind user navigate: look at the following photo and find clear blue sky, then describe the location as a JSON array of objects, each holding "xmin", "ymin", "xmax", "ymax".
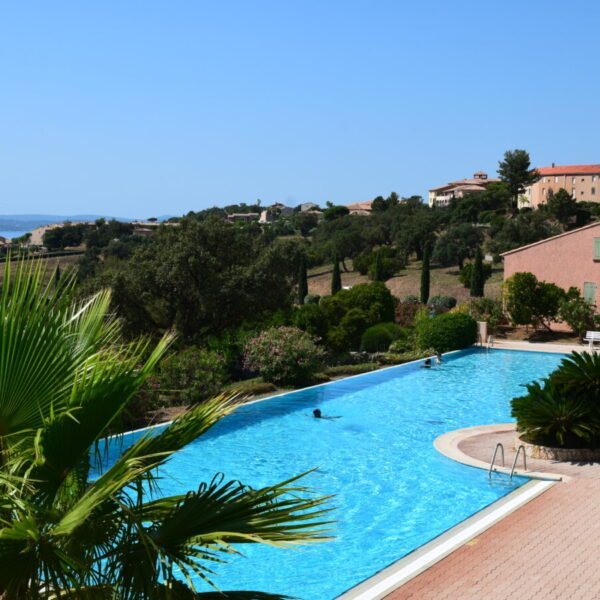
[{"xmin": 1, "ymin": 1, "xmax": 599, "ymax": 218}]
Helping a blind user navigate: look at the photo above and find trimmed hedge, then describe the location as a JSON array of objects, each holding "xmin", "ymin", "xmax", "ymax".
[
  {"xmin": 324, "ymin": 363, "xmax": 379, "ymax": 376},
  {"xmin": 415, "ymin": 312, "xmax": 477, "ymax": 353},
  {"xmin": 360, "ymin": 322, "xmax": 403, "ymax": 352}
]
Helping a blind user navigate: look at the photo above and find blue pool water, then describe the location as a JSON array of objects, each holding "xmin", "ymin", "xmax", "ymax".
[{"xmin": 102, "ymin": 348, "xmax": 563, "ymax": 599}]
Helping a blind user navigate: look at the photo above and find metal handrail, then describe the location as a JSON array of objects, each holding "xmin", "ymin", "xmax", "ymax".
[
  {"xmin": 510, "ymin": 444, "xmax": 527, "ymax": 479},
  {"xmin": 488, "ymin": 442, "xmax": 505, "ymax": 478}
]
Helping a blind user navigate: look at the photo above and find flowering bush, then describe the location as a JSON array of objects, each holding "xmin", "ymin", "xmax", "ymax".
[{"xmin": 244, "ymin": 326, "xmax": 325, "ymax": 386}]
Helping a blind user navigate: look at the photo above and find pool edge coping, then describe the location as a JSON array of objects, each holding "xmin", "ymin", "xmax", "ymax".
[
  {"xmin": 336, "ymin": 478, "xmax": 555, "ymax": 600},
  {"xmin": 434, "ymin": 423, "xmax": 565, "ymax": 482}
]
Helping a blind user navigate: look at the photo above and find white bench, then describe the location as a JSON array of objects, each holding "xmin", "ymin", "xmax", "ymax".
[{"xmin": 584, "ymin": 331, "xmax": 600, "ymax": 349}]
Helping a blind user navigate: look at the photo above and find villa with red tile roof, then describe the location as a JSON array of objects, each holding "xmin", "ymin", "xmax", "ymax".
[
  {"xmin": 502, "ymin": 221, "xmax": 600, "ymax": 307},
  {"xmin": 522, "ymin": 163, "xmax": 600, "ymax": 208},
  {"xmin": 428, "ymin": 171, "xmax": 500, "ymax": 208}
]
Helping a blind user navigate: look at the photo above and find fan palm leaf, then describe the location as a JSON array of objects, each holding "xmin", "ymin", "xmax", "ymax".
[{"xmin": 0, "ymin": 259, "xmax": 333, "ymax": 598}]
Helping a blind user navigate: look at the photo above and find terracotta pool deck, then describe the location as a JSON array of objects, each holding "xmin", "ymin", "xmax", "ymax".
[{"xmin": 386, "ymin": 426, "xmax": 600, "ymax": 599}]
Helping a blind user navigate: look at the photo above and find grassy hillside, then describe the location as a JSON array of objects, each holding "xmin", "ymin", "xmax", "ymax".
[{"xmin": 308, "ymin": 260, "xmax": 504, "ymax": 302}]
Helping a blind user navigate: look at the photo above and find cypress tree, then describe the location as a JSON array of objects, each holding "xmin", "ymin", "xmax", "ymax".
[
  {"xmin": 297, "ymin": 254, "xmax": 308, "ymax": 304},
  {"xmin": 372, "ymin": 249, "xmax": 383, "ymax": 282},
  {"xmin": 470, "ymin": 246, "xmax": 485, "ymax": 297},
  {"xmin": 331, "ymin": 256, "xmax": 342, "ymax": 295},
  {"xmin": 420, "ymin": 243, "xmax": 430, "ymax": 305}
]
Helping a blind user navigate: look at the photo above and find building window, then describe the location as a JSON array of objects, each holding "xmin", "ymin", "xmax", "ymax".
[
  {"xmin": 595, "ymin": 238, "xmax": 600, "ymax": 260},
  {"xmin": 542, "ymin": 188, "xmax": 546, "ymax": 196},
  {"xmin": 582, "ymin": 177, "xmax": 585, "ymax": 182},
  {"xmin": 572, "ymin": 176, "xmax": 577, "ymax": 183},
  {"xmin": 572, "ymin": 189, "xmax": 576, "ymax": 197},
  {"xmin": 593, "ymin": 175, "xmax": 598, "ymax": 182},
  {"xmin": 592, "ymin": 187, "xmax": 596, "ymax": 195},
  {"xmin": 554, "ymin": 176, "xmax": 559, "ymax": 183},
  {"xmin": 584, "ymin": 282, "xmax": 598, "ymax": 304}
]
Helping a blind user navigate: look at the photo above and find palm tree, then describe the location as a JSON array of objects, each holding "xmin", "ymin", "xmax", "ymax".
[{"xmin": 0, "ymin": 260, "xmax": 332, "ymax": 598}]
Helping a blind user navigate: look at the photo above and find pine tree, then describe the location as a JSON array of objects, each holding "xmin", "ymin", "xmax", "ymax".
[
  {"xmin": 420, "ymin": 243, "xmax": 430, "ymax": 305},
  {"xmin": 470, "ymin": 247, "xmax": 485, "ymax": 297},
  {"xmin": 297, "ymin": 254, "xmax": 308, "ymax": 304},
  {"xmin": 331, "ymin": 256, "xmax": 342, "ymax": 296}
]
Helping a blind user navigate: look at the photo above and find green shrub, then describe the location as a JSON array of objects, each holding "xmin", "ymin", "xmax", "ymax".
[
  {"xmin": 388, "ymin": 328, "xmax": 414, "ymax": 353},
  {"xmin": 360, "ymin": 322, "xmax": 403, "ymax": 352},
  {"xmin": 159, "ymin": 347, "xmax": 229, "ymax": 404},
  {"xmin": 559, "ymin": 289, "xmax": 597, "ymax": 338},
  {"xmin": 324, "ymin": 363, "xmax": 379, "ymax": 376},
  {"xmin": 458, "ymin": 263, "xmax": 492, "ymax": 289},
  {"xmin": 353, "ymin": 247, "xmax": 404, "ymax": 280},
  {"xmin": 304, "ymin": 293, "xmax": 321, "ymax": 304},
  {"xmin": 243, "ymin": 326, "xmax": 325, "ymax": 386},
  {"xmin": 415, "ymin": 312, "xmax": 477, "ymax": 353},
  {"xmin": 512, "ymin": 352, "xmax": 600, "ymax": 448},
  {"xmin": 403, "ymin": 294, "xmax": 420, "ymax": 304},
  {"xmin": 319, "ymin": 282, "xmax": 397, "ymax": 351},
  {"xmin": 224, "ymin": 377, "xmax": 278, "ymax": 397},
  {"xmin": 459, "ymin": 298, "xmax": 506, "ymax": 334},
  {"xmin": 327, "ymin": 308, "xmax": 370, "ymax": 352},
  {"xmin": 292, "ymin": 304, "xmax": 328, "ymax": 338},
  {"xmin": 428, "ymin": 295, "xmax": 457, "ymax": 313}
]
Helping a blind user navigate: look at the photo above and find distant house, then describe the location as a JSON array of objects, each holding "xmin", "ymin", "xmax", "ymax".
[
  {"xmin": 502, "ymin": 221, "xmax": 600, "ymax": 306},
  {"xmin": 226, "ymin": 213, "xmax": 260, "ymax": 223},
  {"xmin": 299, "ymin": 202, "xmax": 320, "ymax": 212},
  {"xmin": 428, "ymin": 171, "xmax": 500, "ymax": 208},
  {"xmin": 346, "ymin": 200, "xmax": 373, "ymax": 216},
  {"xmin": 522, "ymin": 163, "xmax": 600, "ymax": 209},
  {"xmin": 258, "ymin": 203, "xmax": 294, "ymax": 223}
]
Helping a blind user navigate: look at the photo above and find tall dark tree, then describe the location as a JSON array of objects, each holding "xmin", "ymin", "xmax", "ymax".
[
  {"xmin": 420, "ymin": 243, "xmax": 431, "ymax": 304},
  {"xmin": 371, "ymin": 249, "xmax": 384, "ymax": 282},
  {"xmin": 545, "ymin": 187, "xmax": 577, "ymax": 225},
  {"xmin": 331, "ymin": 256, "xmax": 342, "ymax": 295},
  {"xmin": 297, "ymin": 254, "xmax": 308, "ymax": 304},
  {"xmin": 470, "ymin": 247, "xmax": 485, "ymax": 297},
  {"xmin": 497, "ymin": 149, "xmax": 540, "ymax": 213}
]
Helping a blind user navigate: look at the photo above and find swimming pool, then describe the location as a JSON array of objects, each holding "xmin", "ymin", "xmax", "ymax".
[{"xmin": 103, "ymin": 348, "xmax": 564, "ymax": 599}]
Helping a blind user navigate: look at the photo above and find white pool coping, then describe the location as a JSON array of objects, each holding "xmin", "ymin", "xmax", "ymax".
[{"xmin": 337, "ymin": 479, "xmax": 555, "ymax": 600}]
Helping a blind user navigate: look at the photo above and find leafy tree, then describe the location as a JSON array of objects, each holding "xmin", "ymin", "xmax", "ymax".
[
  {"xmin": 432, "ymin": 223, "xmax": 483, "ymax": 269},
  {"xmin": 544, "ymin": 187, "xmax": 578, "ymax": 225},
  {"xmin": 108, "ymin": 218, "xmax": 304, "ymax": 340},
  {"xmin": 487, "ymin": 211, "xmax": 561, "ymax": 254},
  {"xmin": 323, "ymin": 204, "xmax": 350, "ymax": 221},
  {"xmin": 293, "ymin": 211, "xmax": 319, "ymax": 236},
  {"xmin": 0, "ymin": 260, "xmax": 330, "ymax": 597},
  {"xmin": 420, "ymin": 242, "xmax": 431, "ymax": 304},
  {"xmin": 371, "ymin": 196, "xmax": 387, "ymax": 212},
  {"xmin": 470, "ymin": 246, "xmax": 485, "ymax": 297},
  {"xmin": 504, "ymin": 272, "xmax": 565, "ymax": 330},
  {"xmin": 559, "ymin": 288, "xmax": 597, "ymax": 338},
  {"xmin": 298, "ymin": 253, "xmax": 308, "ymax": 304},
  {"xmin": 497, "ymin": 149, "xmax": 540, "ymax": 212},
  {"xmin": 331, "ymin": 257, "xmax": 342, "ymax": 295}
]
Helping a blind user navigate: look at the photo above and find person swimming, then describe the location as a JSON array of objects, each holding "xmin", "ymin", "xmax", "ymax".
[
  {"xmin": 312, "ymin": 408, "xmax": 341, "ymax": 420},
  {"xmin": 420, "ymin": 358, "xmax": 432, "ymax": 369},
  {"xmin": 435, "ymin": 352, "xmax": 443, "ymax": 364}
]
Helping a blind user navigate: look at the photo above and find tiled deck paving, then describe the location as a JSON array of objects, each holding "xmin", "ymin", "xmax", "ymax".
[{"xmin": 386, "ymin": 428, "xmax": 600, "ymax": 600}]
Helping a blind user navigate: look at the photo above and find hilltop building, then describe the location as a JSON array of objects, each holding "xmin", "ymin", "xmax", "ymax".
[
  {"xmin": 521, "ymin": 164, "xmax": 600, "ymax": 208},
  {"xmin": 346, "ymin": 200, "xmax": 373, "ymax": 215},
  {"xmin": 259, "ymin": 203, "xmax": 294, "ymax": 223},
  {"xmin": 428, "ymin": 172, "xmax": 500, "ymax": 208}
]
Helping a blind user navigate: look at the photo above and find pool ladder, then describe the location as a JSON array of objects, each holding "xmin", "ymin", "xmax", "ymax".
[
  {"xmin": 488, "ymin": 443, "xmax": 527, "ymax": 479},
  {"xmin": 488, "ymin": 443, "xmax": 504, "ymax": 477}
]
